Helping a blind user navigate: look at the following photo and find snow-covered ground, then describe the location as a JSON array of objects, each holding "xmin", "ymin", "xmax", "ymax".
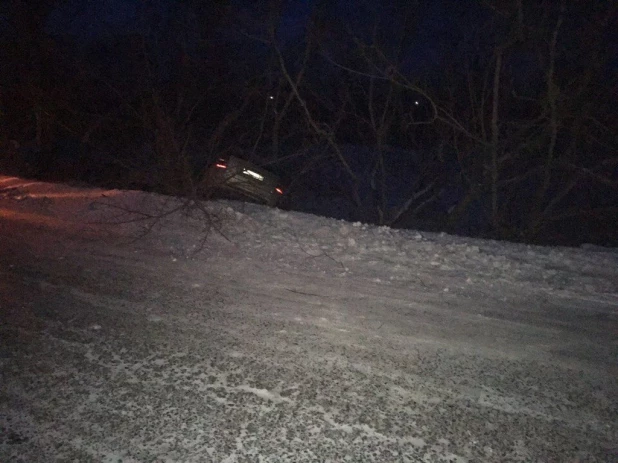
[{"xmin": 0, "ymin": 175, "xmax": 616, "ymax": 462}]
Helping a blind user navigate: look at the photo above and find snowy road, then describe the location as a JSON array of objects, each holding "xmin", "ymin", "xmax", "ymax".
[{"xmin": 1, "ymin": 176, "xmax": 617, "ymax": 462}]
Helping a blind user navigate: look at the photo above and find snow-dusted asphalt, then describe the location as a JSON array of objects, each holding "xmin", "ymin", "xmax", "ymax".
[{"xmin": 0, "ymin": 176, "xmax": 617, "ymax": 462}]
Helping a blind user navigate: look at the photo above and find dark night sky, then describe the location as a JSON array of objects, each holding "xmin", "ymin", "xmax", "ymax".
[
  {"xmin": 46, "ymin": 0, "xmax": 144, "ymax": 39},
  {"xmin": 45, "ymin": 0, "xmax": 453, "ymax": 71}
]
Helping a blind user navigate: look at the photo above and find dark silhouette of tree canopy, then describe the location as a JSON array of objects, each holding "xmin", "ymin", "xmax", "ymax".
[{"xmin": 0, "ymin": 0, "xmax": 616, "ymax": 246}]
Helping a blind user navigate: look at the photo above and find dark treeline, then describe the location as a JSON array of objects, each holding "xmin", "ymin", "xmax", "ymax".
[{"xmin": 1, "ymin": 0, "xmax": 616, "ymax": 246}]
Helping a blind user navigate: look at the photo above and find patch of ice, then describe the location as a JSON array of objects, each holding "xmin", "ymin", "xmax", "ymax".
[{"xmin": 235, "ymin": 385, "xmax": 293, "ymax": 403}]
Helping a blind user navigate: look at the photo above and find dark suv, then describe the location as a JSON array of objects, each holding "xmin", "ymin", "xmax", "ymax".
[{"xmin": 205, "ymin": 156, "xmax": 283, "ymax": 206}]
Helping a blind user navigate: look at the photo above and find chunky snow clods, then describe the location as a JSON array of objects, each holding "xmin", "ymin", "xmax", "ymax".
[{"xmin": 1, "ymin": 175, "xmax": 616, "ymax": 462}]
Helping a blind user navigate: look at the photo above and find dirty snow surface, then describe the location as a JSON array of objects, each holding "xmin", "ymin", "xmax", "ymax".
[{"xmin": 0, "ymin": 175, "xmax": 616, "ymax": 463}]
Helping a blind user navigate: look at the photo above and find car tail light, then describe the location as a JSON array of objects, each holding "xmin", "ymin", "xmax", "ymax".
[
  {"xmin": 215, "ymin": 159, "xmax": 227, "ymax": 169},
  {"xmin": 275, "ymin": 187, "xmax": 283, "ymax": 195}
]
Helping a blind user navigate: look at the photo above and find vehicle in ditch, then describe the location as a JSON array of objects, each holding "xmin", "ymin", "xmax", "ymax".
[{"xmin": 204, "ymin": 156, "xmax": 283, "ymax": 207}]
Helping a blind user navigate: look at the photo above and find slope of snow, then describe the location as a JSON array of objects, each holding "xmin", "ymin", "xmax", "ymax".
[
  {"xmin": 1, "ymin": 175, "xmax": 616, "ymax": 462},
  {"xmin": 2, "ymin": 174, "xmax": 616, "ymax": 299}
]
